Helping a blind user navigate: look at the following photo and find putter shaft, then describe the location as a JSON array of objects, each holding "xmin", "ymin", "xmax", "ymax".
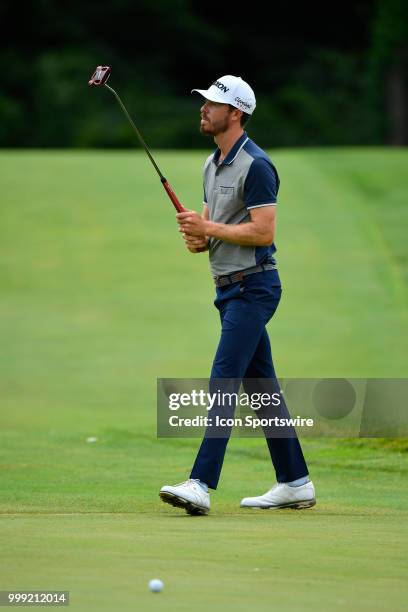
[
  {"xmin": 104, "ymin": 84, "xmax": 164, "ymax": 180},
  {"xmin": 104, "ymin": 83, "xmax": 186, "ymax": 212}
]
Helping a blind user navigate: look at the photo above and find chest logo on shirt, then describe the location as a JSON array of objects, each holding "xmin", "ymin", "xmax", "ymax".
[{"xmin": 218, "ymin": 186, "xmax": 235, "ymax": 196}]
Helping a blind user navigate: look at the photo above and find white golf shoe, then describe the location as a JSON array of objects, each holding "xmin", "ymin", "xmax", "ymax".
[
  {"xmin": 240, "ymin": 481, "xmax": 316, "ymax": 510},
  {"xmin": 160, "ymin": 479, "xmax": 210, "ymax": 515}
]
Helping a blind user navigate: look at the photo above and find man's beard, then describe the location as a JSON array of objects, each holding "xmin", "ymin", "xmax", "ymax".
[{"xmin": 200, "ymin": 116, "xmax": 229, "ymax": 136}]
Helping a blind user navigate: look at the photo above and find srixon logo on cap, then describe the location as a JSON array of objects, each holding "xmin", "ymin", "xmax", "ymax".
[{"xmin": 212, "ymin": 80, "xmax": 229, "ymax": 93}]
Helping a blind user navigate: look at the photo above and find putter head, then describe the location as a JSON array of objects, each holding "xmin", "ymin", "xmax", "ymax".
[{"xmin": 88, "ymin": 66, "xmax": 111, "ymax": 86}]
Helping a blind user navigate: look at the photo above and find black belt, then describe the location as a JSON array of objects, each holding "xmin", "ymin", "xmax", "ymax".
[{"xmin": 214, "ymin": 263, "xmax": 277, "ymax": 287}]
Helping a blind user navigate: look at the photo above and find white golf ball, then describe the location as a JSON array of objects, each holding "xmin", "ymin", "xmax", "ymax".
[{"xmin": 148, "ymin": 579, "xmax": 164, "ymax": 593}]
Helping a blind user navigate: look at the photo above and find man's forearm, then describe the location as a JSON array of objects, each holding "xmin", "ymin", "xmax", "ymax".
[
  {"xmin": 204, "ymin": 220, "xmax": 273, "ymax": 247},
  {"xmin": 176, "ymin": 208, "xmax": 275, "ymax": 248}
]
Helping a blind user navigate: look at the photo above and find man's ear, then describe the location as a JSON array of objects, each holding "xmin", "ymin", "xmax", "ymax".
[{"xmin": 232, "ymin": 108, "xmax": 243, "ymax": 124}]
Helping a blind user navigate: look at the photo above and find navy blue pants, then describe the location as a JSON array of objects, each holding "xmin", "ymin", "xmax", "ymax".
[{"xmin": 190, "ymin": 269, "xmax": 309, "ymax": 489}]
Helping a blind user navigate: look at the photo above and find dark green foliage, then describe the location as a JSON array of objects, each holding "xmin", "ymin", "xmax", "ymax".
[{"xmin": 0, "ymin": 0, "xmax": 406, "ymax": 147}]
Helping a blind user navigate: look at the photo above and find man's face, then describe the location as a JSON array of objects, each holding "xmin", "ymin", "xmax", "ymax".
[{"xmin": 200, "ymin": 100, "xmax": 233, "ymax": 136}]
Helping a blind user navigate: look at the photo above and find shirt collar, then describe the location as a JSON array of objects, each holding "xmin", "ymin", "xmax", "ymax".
[{"xmin": 212, "ymin": 131, "xmax": 249, "ymax": 166}]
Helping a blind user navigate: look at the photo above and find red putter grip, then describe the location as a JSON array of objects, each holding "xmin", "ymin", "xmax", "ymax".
[{"xmin": 161, "ymin": 179, "xmax": 186, "ymax": 213}]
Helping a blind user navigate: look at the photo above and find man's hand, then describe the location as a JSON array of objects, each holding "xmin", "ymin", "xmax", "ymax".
[
  {"xmin": 176, "ymin": 211, "xmax": 208, "ymax": 236},
  {"xmin": 182, "ymin": 233, "xmax": 209, "ymax": 253},
  {"xmin": 176, "ymin": 209, "xmax": 209, "ymax": 253}
]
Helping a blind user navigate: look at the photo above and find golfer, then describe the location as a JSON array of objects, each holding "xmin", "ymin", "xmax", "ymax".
[{"xmin": 160, "ymin": 75, "xmax": 316, "ymax": 515}]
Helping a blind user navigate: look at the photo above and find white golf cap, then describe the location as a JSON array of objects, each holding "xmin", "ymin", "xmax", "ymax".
[{"xmin": 191, "ymin": 75, "xmax": 256, "ymax": 115}]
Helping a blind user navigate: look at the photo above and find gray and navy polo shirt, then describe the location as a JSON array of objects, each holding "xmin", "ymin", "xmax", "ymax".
[{"xmin": 203, "ymin": 131, "xmax": 280, "ymax": 277}]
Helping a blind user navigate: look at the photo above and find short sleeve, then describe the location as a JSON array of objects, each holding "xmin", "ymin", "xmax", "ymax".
[{"xmin": 244, "ymin": 158, "xmax": 279, "ymax": 208}]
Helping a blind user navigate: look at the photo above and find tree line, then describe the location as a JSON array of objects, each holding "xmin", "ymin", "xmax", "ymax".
[{"xmin": 0, "ymin": 0, "xmax": 406, "ymax": 148}]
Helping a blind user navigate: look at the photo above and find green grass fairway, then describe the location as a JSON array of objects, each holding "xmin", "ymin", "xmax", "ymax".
[{"xmin": 1, "ymin": 148, "xmax": 407, "ymax": 611}]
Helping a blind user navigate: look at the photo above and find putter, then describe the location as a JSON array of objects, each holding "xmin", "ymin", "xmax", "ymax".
[{"xmin": 88, "ymin": 66, "xmax": 186, "ymax": 213}]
